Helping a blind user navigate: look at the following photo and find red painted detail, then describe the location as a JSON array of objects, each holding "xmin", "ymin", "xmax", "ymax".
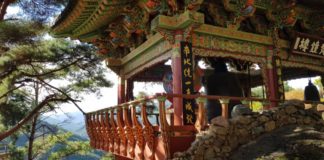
[
  {"xmin": 172, "ymin": 56, "xmax": 183, "ymax": 126},
  {"xmin": 118, "ymin": 77, "xmax": 126, "ymax": 104},
  {"xmin": 266, "ymin": 57, "xmax": 280, "ymax": 108}
]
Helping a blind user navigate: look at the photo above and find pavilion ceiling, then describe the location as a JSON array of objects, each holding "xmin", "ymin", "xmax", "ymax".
[{"xmin": 51, "ymin": 0, "xmax": 324, "ymax": 60}]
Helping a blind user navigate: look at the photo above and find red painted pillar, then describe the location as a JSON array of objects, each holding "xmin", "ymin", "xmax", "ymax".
[
  {"xmin": 172, "ymin": 31, "xmax": 183, "ymax": 126},
  {"xmin": 265, "ymin": 48, "xmax": 280, "ymax": 108},
  {"xmin": 125, "ymin": 79, "xmax": 134, "ymax": 102},
  {"xmin": 118, "ymin": 76, "xmax": 126, "ymax": 104}
]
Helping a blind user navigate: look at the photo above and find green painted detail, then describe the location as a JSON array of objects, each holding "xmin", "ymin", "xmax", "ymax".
[
  {"xmin": 194, "ymin": 24, "xmax": 289, "ymax": 48},
  {"xmin": 151, "ymin": 10, "xmax": 204, "ymax": 31},
  {"xmin": 122, "ymin": 33, "xmax": 164, "ymax": 64}
]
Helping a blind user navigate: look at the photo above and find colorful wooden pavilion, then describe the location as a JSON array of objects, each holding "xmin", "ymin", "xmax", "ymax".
[{"xmin": 52, "ymin": 0, "xmax": 324, "ymax": 159}]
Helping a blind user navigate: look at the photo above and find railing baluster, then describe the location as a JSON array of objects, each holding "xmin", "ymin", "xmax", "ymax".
[
  {"xmin": 94, "ymin": 113, "xmax": 100, "ymax": 149},
  {"xmin": 107, "ymin": 109, "xmax": 114, "ymax": 152},
  {"xmin": 123, "ymin": 104, "xmax": 135, "ymax": 158},
  {"xmin": 195, "ymin": 97, "xmax": 207, "ymax": 132},
  {"xmin": 117, "ymin": 107, "xmax": 127, "ymax": 156},
  {"xmin": 141, "ymin": 101, "xmax": 155, "ymax": 160},
  {"xmin": 131, "ymin": 103, "xmax": 144, "ymax": 159},
  {"xmin": 110, "ymin": 108, "xmax": 119, "ymax": 154},
  {"xmin": 85, "ymin": 114, "xmax": 94, "ymax": 148},
  {"xmin": 158, "ymin": 96, "xmax": 170, "ymax": 159},
  {"xmin": 99, "ymin": 111, "xmax": 106, "ymax": 150},
  {"xmin": 104, "ymin": 110, "xmax": 111, "ymax": 152}
]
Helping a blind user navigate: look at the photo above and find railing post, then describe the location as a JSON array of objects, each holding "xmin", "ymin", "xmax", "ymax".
[
  {"xmin": 158, "ymin": 96, "xmax": 170, "ymax": 159},
  {"xmin": 131, "ymin": 103, "xmax": 144, "ymax": 160},
  {"xmin": 220, "ymin": 99, "xmax": 230, "ymax": 119},
  {"xmin": 195, "ymin": 97, "xmax": 207, "ymax": 132},
  {"xmin": 141, "ymin": 101, "xmax": 155, "ymax": 160},
  {"xmin": 123, "ymin": 104, "xmax": 135, "ymax": 158}
]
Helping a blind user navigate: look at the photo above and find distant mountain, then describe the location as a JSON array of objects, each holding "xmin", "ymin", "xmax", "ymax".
[
  {"xmin": 15, "ymin": 120, "xmax": 105, "ymax": 160},
  {"xmin": 43, "ymin": 112, "xmax": 88, "ymax": 138}
]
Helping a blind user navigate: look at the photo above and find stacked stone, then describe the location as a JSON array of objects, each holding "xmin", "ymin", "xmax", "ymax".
[{"xmin": 172, "ymin": 100, "xmax": 324, "ymax": 160}]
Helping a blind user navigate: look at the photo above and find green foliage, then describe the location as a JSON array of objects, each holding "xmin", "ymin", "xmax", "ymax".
[
  {"xmin": 0, "ymin": 15, "xmax": 112, "ymax": 160},
  {"xmin": 100, "ymin": 153, "xmax": 115, "ymax": 160},
  {"xmin": 8, "ymin": 143, "xmax": 25, "ymax": 160},
  {"xmin": 251, "ymin": 101, "xmax": 263, "ymax": 112},
  {"xmin": 0, "ymin": 21, "xmax": 45, "ymax": 46}
]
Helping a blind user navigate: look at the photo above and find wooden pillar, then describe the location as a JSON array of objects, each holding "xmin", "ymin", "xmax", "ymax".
[
  {"xmin": 265, "ymin": 48, "xmax": 283, "ymax": 108},
  {"xmin": 172, "ymin": 31, "xmax": 183, "ymax": 126},
  {"xmin": 118, "ymin": 76, "xmax": 126, "ymax": 104},
  {"xmin": 126, "ymin": 79, "xmax": 134, "ymax": 102}
]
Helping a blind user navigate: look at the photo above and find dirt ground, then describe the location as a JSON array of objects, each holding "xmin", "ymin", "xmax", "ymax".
[{"xmin": 230, "ymin": 125, "xmax": 324, "ymax": 160}]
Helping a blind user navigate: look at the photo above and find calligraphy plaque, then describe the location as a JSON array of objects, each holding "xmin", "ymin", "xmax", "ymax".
[
  {"xmin": 291, "ymin": 32, "xmax": 324, "ymax": 58},
  {"xmin": 180, "ymin": 41, "xmax": 196, "ymax": 125}
]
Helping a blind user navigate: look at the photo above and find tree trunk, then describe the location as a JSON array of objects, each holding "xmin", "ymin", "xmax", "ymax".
[
  {"xmin": 0, "ymin": 0, "xmax": 14, "ymax": 21},
  {"xmin": 27, "ymin": 113, "xmax": 39, "ymax": 160}
]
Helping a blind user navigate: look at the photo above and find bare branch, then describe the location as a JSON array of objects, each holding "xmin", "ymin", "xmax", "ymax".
[{"xmin": 37, "ymin": 78, "xmax": 86, "ymax": 115}]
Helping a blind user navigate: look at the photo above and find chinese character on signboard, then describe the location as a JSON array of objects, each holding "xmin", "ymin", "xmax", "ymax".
[
  {"xmin": 291, "ymin": 32, "xmax": 324, "ymax": 58},
  {"xmin": 180, "ymin": 41, "xmax": 196, "ymax": 125}
]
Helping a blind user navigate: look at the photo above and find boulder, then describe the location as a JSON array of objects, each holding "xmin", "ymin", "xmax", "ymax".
[
  {"xmin": 211, "ymin": 116, "xmax": 230, "ymax": 128},
  {"xmin": 231, "ymin": 104, "xmax": 252, "ymax": 117},
  {"xmin": 285, "ymin": 105, "xmax": 297, "ymax": 114}
]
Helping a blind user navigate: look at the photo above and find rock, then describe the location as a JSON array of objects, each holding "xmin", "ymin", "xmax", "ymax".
[
  {"xmin": 252, "ymin": 126, "xmax": 264, "ymax": 135},
  {"xmin": 221, "ymin": 146, "xmax": 231, "ymax": 153},
  {"xmin": 210, "ymin": 125, "xmax": 228, "ymax": 135},
  {"xmin": 227, "ymin": 136, "xmax": 239, "ymax": 149},
  {"xmin": 258, "ymin": 115, "xmax": 270, "ymax": 123},
  {"xmin": 237, "ymin": 128, "xmax": 249, "ymax": 136},
  {"xmin": 204, "ymin": 147, "xmax": 216, "ymax": 160},
  {"xmin": 264, "ymin": 121, "xmax": 276, "ymax": 132},
  {"xmin": 282, "ymin": 99, "xmax": 305, "ymax": 109},
  {"xmin": 288, "ymin": 117, "xmax": 297, "ymax": 124},
  {"xmin": 285, "ymin": 105, "xmax": 297, "ymax": 114},
  {"xmin": 232, "ymin": 116, "xmax": 252, "ymax": 125},
  {"xmin": 303, "ymin": 116, "xmax": 312, "ymax": 124},
  {"xmin": 211, "ymin": 117, "xmax": 230, "ymax": 128},
  {"xmin": 213, "ymin": 139, "xmax": 224, "ymax": 146},
  {"xmin": 213, "ymin": 146, "xmax": 221, "ymax": 153}
]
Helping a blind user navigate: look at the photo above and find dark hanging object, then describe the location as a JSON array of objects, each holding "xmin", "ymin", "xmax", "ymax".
[{"xmin": 304, "ymin": 80, "xmax": 320, "ymax": 101}]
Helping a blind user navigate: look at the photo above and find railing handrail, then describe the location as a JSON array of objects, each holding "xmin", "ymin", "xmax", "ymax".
[{"xmin": 86, "ymin": 93, "xmax": 324, "ymax": 115}]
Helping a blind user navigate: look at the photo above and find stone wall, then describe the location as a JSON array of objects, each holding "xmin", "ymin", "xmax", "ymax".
[{"xmin": 172, "ymin": 100, "xmax": 324, "ymax": 160}]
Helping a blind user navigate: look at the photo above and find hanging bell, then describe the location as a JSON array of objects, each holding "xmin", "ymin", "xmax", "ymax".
[{"xmin": 304, "ymin": 80, "xmax": 320, "ymax": 101}]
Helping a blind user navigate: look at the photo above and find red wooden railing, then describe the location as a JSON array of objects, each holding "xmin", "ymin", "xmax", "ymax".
[{"xmin": 85, "ymin": 93, "xmax": 324, "ymax": 160}]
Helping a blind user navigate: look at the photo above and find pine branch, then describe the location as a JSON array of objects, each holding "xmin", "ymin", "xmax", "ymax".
[
  {"xmin": 0, "ymin": 84, "xmax": 24, "ymax": 99},
  {"xmin": 0, "ymin": 94, "xmax": 69, "ymax": 141}
]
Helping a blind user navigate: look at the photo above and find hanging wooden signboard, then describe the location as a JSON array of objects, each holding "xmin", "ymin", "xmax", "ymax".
[
  {"xmin": 180, "ymin": 41, "xmax": 196, "ymax": 125},
  {"xmin": 291, "ymin": 32, "xmax": 324, "ymax": 58}
]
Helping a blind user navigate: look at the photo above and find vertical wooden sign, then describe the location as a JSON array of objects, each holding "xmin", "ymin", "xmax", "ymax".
[{"xmin": 180, "ymin": 41, "xmax": 196, "ymax": 125}]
